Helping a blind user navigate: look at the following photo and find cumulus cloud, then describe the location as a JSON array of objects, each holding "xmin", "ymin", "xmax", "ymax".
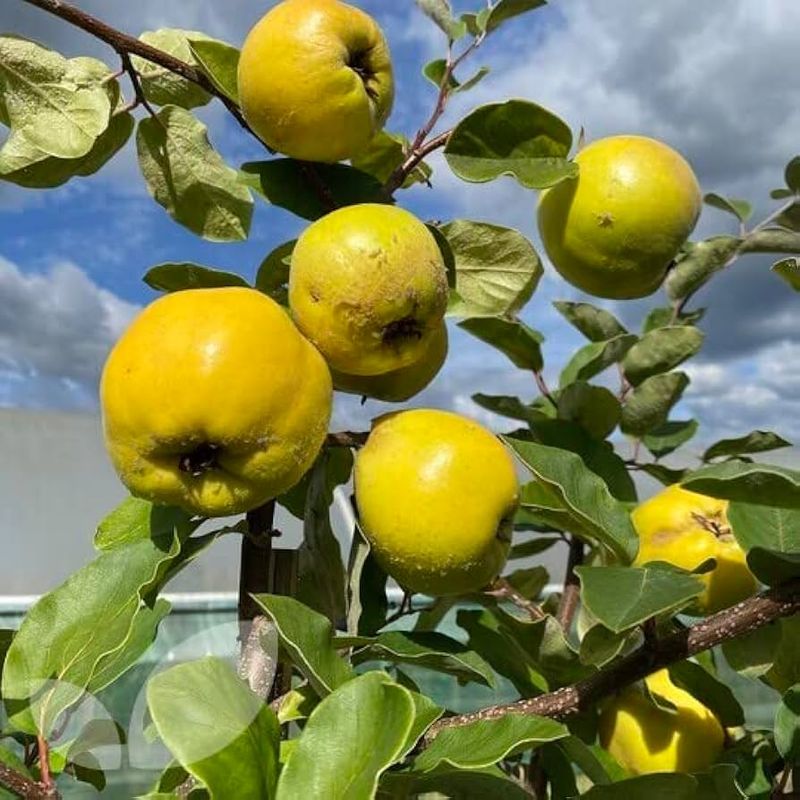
[{"xmin": 0, "ymin": 256, "xmax": 138, "ymax": 408}]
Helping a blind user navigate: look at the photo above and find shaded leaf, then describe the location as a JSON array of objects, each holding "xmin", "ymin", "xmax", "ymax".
[
  {"xmin": 143, "ymin": 262, "xmax": 249, "ymax": 292},
  {"xmin": 682, "ymin": 461, "xmax": 800, "ymax": 508},
  {"xmin": 740, "ymin": 226, "xmax": 800, "ymax": 254},
  {"xmin": 765, "ymin": 616, "xmax": 800, "ymax": 694},
  {"xmin": 704, "ymin": 193, "xmax": 752, "ymax": 223},
  {"xmin": 444, "ymin": 99, "xmax": 577, "ymax": 189},
  {"xmin": 255, "ymin": 239, "xmax": 295, "ymax": 306},
  {"xmin": 442, "ymin": 220, "xmax": 543, "ymax": 318},
  {"xmin": 509, "ymin": 536, "xmax": 562, "ymax": 559},
  {"xmin": 722, "ymin": 624, "xmax": 781, "ymax": 678},
  {"xmin": 351, "ymin": 130, "xmax": 430, "ymax": 188},
  {"xmin": 581, "ymin": 773, "xmax": 697, "ymax": 799},
  {"xmin": 505, "ymin": 565, "xmax": 549, "ymax": 599},
  {"xmin": 472, "ymin": 393, "xmax": 547, "ymax": 426},
  {"xmin": 579, "ymin": 624, "xmax": 633, "ymax": 667},
  {"xmin": 423, "ymin": 58, "xmax": 459, "ymax": 90},
  {"xmin": 665, "ymin": 236, "xmax": 742, "ymax": 301},
  {"xmin": 147, "ymin": 657, "xmax": 279, "ymax": 799},
  {"xmin": 772, "ymin": 257, "xmax": 800, "ymax": 290},
  {"xmin": 747, "ymin": 549, "xmax": 800, "ymax": 586},
  {"xmin": 775, "ymin": 685, "xmax": 800, "ymax": 762},
  {"xmin": 346, "ymin": 522, "xmax": 388, "ymax": 636},
  {"xmin": 381, "ymin": 766, "xmax": 532, "ymax": 799},
  {"xmin": 639, "ymin": 462, "xmax": 688, "ymax": 486},
  {"xmin": 620, "ymin": 372, "xmax": 690, "ymax": 437},
  {"xmin": 667, "ymin": 660, "xmax": 744, "ymax": 727},
  {"xmin": 459, "ymin": 316, "xmax": 544, "ymax": 370},
  {"xmin": 557, "ymin": 382, "xmax": 621, "ymax": 440},
  {"xmin": 277, "ymin": 445, "xmax": 353, "ymax": 521},
  {"xmin": 642, "ymin": 306, "xmax": 705, "ymax": 333},
  {"xmin": 702, "ymin": 430, "xmax": 791, "ymax": 461},
  {"xmin": 784, "ymin": 156, "xmax": 800, "ymax": 193},
  {"xmin": 643, "ymin": 420, "xmax": 699, "ymax": 459},
  {"xmin": 137, "ymin": 105, "xmax": 253, "ymax": 241},
  {"xmin": 188, "ymin": 38, "xmax": 239, "ymax": 103},
  {"xmin": 559, "ymin": 335, "xmax": 637, "ymax": 388},
  {"xmin": 553, "ymin": 301, "xmax": 627, "ymax": 342},
  {"xmin": 622, "ymin": 327, "xmax": 704, "ymax": 386}
]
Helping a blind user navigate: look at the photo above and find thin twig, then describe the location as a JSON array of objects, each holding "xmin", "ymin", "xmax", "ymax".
[
  {"xmin": 556, "ymin": 536, "xmax": 584, "ymax": 631},
  {"xmin": 486, "ymin": 577, "xmax": 547, "ymax": 621},
  {"xmin": 534, "ymin": 370, "xmax": 558, "ymax": 409},
  {"xmin": 425, "ymin": 578, "xmax": 800, "ymax": 740},
  {"xmin": 119, "ymin": 51, "xmax": 157, "ymax": 119}
]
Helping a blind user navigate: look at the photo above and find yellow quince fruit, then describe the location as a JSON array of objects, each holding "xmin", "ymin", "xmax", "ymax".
[
  {"xmin": 632, "ymin": 484, "xmax": 757, "ymax": 614},
  {"xmin": 331, "ymin": 322, "xmax": 447, "ymax": 402},
  {"xmin": 538, "ymin": 135, "xmax": 702, "ymax": 299},
  {"xmin": 237, "ymin": 0, "xmax": 394, "ymax": 163},
  {"xmin": 355, "ymin": 409, "xmax": 519, "ymax": 595},
  {"xmin": 100, "ymin": 287, "xmax": 332, "ymax": 517},
  {"xmin": 289, "ymin": 203, "xmax": 449, "ymax": 376},
  {"xmin": 599, "ymin": 668, "xmax": 725, "ymax": 775}
]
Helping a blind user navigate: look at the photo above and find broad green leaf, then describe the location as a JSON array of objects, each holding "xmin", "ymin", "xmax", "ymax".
[
  {"xmin": 472, "ymin": 393, "xmax": 547, "ymax": 426},
  {"xmin": 276, "ymin": 672, "xmax": 415, "ymax": 800},
  {"xmin": 188, "ymin": 38, "xmax": 239, "ymax": 103},
  {"xmin": 459, "ymin": 316, "xmax": 544, "ymax": 370},
  {"xmin": 766, "ymin": 616, "xmax": 800, "ymax": 693},
  {"xmin": 579, "ymin": 624, "xmax": 632, "ymax": 667},
  {"xmin": 784, "ymin": 156, "xmax": 800, "ymax": 192},
  {"xmin": 484, "ymin": 0, "xmax": 548, "ymax": 32},
  {"xmin": 252, "ymin": 595, "xmax": 354, "ymax": 695},
  {"xmin": 507, "ymin": 437, "xmax": 639, "ymax": 562},
  {"xmin": 722, "ymin": 624, "xmax": 781, "ymax": 678},
  {"xmin": 682, "ymin": 461, "xmax": 800, "ymax": 508},
  {"xmin": 557, "ymin": 382, "xmax": 621, "ymax": 440},
  {"xmin": 704, "ymin": 193, "xmax": 752, "ymax": 222},
  {"xmin": 350, "ymin": 130, "xmax": 430, "ymax": 188},
  {"xmin": 344, "ymin": 631, "xmax": 495, "ymax": 687},
  {"xmin": 240, "ymin": 159, "xmax": 385, "ymax": 220},
  {"xmin": 540, "ymin": 742, "xmax": 578, "ymax": 799},
  {"xmin": 575, "ymin": 564, "xmax": 703, "ymax": 633},
  {"xmin": 772, "ymin": 257, "xmax": 800, "ymax": 290},
  {"xmin": 143, "ymin": 262, "xmax": 249, "ymax": 292},
  {"xmin": 559, "ymin": 335, "xmax": 637, "ymax": 388},
  {"xmin": 444, "ymin": 99, "xmax": 577, "ymax": 189},
  {"xmin": 776, "ymin": 203, "xmax": 800, "ymax": 232},
  {"xmin": 622, "ymin": 327, "xmax": 704, "ymax": 386},
  {"xmin": 277, "ymin": 445, "xmax": 353, "ymax": 520},
  {"xmin": 346, "ymin": 524, "xmax": 388, "ymax": 636},
  {"xmin": 2, "ymin": 531, "xmax": 193, "ymax": 734},
  {"xmin": 642, "ymin": 460, "xmax": 691, "ymax": 484},
  {"xmin": 423, "ymin": 58, "xmax": 458, "ymax": 89},
  {"xmin": 559, "ymin": 736, "xmax": 627, "ymax": 785},
  {"xmin": 457, "ymin": 66, "xmax": 490, "ymax": 93},
  {"xmin": 703, "ymin": 431, "xmax": 791, "ymax": 461},
  {"xmin": 509, "ymin": 536, "xmax": 561, "ymax": 559},
  {"xmin": 642, "ymin": 306, "xmax": 705, "ymax": 333},
  {"xmin": 694, "ymin": 764, "xmax": 747, "ymax": 800},
  {"xmin": 412, "ymin": 714, "xmax": 567, "ymax": 772},
  {"xmin": 137, "ymin": 106, "xmax": 253, "ymax": 241},
  {"xmin": 381, "ymin": 766, "xmax": 532, "ymax": 799},
  {"xmin": 667, "ymin": 660, "xmax": 744, "ymax": 726},
  {"xmin": 415, "ymin": 0, "xmax": 467, "ymax": 40},
  {"xmin": 297, "ymin": 454, "xmax": 347, "ymax": 624},
  {"xmin": 771, "ymin": 188, "xmax": 795, "ymax": 200},
  {"xmin": 727, "ymin": 502, "xmax": 800, "ymax": 580},
  {"xmin": 147, "ymin": 657, "xmax": 279, "ymax": 799},
  {"xmin": 774, "ymin": 685, "xmax": 800, "ymax": 762},
  {"xmin": 0, "ymin": 109, "xmax": 132, "ymax": 188},
  {"xmin": 0, "ymin": 36, "xmax": 111, "ymax": 158},
  {"xmin": 442, "ymin": 220, "xmax": 543, "ymax": 318},
  {"xmin": 740, "ymin": 226, "xmax": 800, "ymax": 254},
  {"xmin": 620, "ymin": 372, "xmax": 689, "ymax": 437},
  {"xmin": 643, "ymin": 420, "xmax": 699, "ymax": 459},
  {"xmin": 94, "ymin": 496, "xmax": 196, "ymax": 551},
  {"xmin": 581, "ymin": 773, "xmax": 698, "ymax": 799},
  {"xmin": 747, "ymin": 549, "xmax": 800, "ymax": 586},
  {"xmin": 665, "ymin": 236, "xmax": 742, "ymax": 301},
  {"xmin": 132, "ymin": 30, "xmax": 212, "ymax": 108},
  {"xmin": 504, "ymin": 564, "xmax": 549, "ymax": 599},
  {"xmin": 255, "ymin": 239, "xmax": 295, "ymax": 306},
  {"xmin": 553, "ymin": 300, "xmax": 627, "ymax": 342}
]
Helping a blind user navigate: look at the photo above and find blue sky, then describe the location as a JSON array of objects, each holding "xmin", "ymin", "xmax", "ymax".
[{"xmin": 2, "ymin": 0, "xmax": 800, "ymax": 447}]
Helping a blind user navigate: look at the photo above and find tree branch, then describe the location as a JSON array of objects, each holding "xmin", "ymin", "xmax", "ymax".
[
  {"xmin": 556, "ymin": 536, "xmax": 584, "ymax": 631},
  {"xmin": 426, "ymin": 578, "xmax": 800, "ymax": 740},
  {"xmin": 486, "ymin": 578, "xmax": 547, "ymax": 621},
  {"xmin": 0, "ymin": 762, "xmax": 58, "ymax": 800}
]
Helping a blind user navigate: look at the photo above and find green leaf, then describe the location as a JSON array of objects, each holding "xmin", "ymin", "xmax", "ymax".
[
  {"xmin": 766, "ymin": 616, "xmax": 800, "ymax": 693},
  {"xmin": 484, "ymin": 0, "xmax": 548, "ymax": 32},
  {"xmin": 0, "ymin": 108, "xmax": 132, "ymax": 189},
  {"xmin": 188, "ymin": 38, "xmax": 239, "ymax": 103},
  {"xmin": 137, "ymin": 105, "xmax": 253, "ymax": 241},
  {"xmin": 415, "ymin": 0, "xmax": 467, "ymax": 39},
  {"xmin": 297, "ymin": 454, "xmax": 347, "ymax": 625},
  {"xmin": 575, "ymin": 564, "xmax": 704, "ymax": 633},
  {"xmin": 459, "ymin": 316, "xmax": 544, "ymax": 370},
  {"xmin": 442, "ymin": 220, "xmax": 543, "ymax": 318},
  {"xmin": 665, "ymin": 236, "xmax": 742, "ymax": 301},
  {"xmin": 703, "ymin": 430, "xmax": 792, "ymax": 461},
  {"xmin": 276, "ymin": 672, "xmax": 416, "ymax": 800},
  {"xmin": 682, "ymin": 461, "xmax": 800, "ymax": 508},
  {"xmin": 553, "ymin": 301, "xmax": 627, "ymax": 342},
  {"xmin": 350, "ymin": 131, "xmax": 431, "ymax": 188},
  {"xmin": 412, "ymin": 714, "xmax": 567, "ymax": 772},
  {"xmin": 772, "ymin": 257, "xmax": 800, "ymax": 290},
  {"xmin": 240, "ymin": 159, "xmax": 385, "ymax": 221},
  {"xmin": 508, "ymin": 437, "xmax": 639, "ymax": 562},
  {"xmin": 784, "ymin": 156, "xmax": 800, "ymax": 193},
  {"xmin": 559, "ymin": 335, "xmax": 637, "ymax": 388},
  {"xmin": 276, "ymin": 683, "xmax": 318, "ymax": 725},
  {"xmin": 444, "ymin": 99, "xmax": 577, "ymax": 189},
  {"xmin": 472, "ymin": 393, "xmax": 547, "ymax": 426},
  {"xmin": 143, "ymin": 262, "xmax": 249, "ymax": 292},
  {"xmin": 620, "ymin": 372, "xmax": 689, "ymax": 437},
  {"xmin": 775, "ymin": 685, "xmax": 800, "ymax": 762},
  {"xmin": 423, "ymin": 58, "xmax": 458, "ymax": 89},
  {"xmin": 147, "ymin": 657, "xmax": 279, "ymax": 799},
  {"xmin": 579, "ymin": 624, "xmax": 633, "ymax": 667},
  {"xmin": 381, "ymin": 766, "xmax": 533, "ymax": 799},
  {"xmin": 643, "ymin": 420, "xmax": 699, "ymax": 459},
  {"xmin": 457, "ymin": 66, "xmax": 490, "ymax": 93},
  {"xmin": 559, "ymin": 737, "xmax": 628, "ymax": 785},
  {"xmin": 344, "ymin": 631, "xmax": 495, "ymax": 686},
  {"xmin": 747, "ymin": 549, "xmax": 800, "ymax": 586},
  {"xmin": 509, "ymin": 536, "xmax": 562, "ymax": 559},
  {"xmin": 622, "ymin": 327, "xmax": 704, "ymax": 386},
  {"xmin": 277, "ymin": 445, "xmax": 353, "ymax": 521},
  {"xmin": 557, "ymin": 382, "xmax": 621, "ymax": 440},
  {"xmin": 776, "ymin": 202, "xmax": 800, "ymax": 232},
  {"xmin": 0, "ymin": 36, "xmax": 111, "ymax": 159},
  {"xmin": 94, "ymin": 496, "xmax": 196, "ymax": 551},
  {"xmin": 504, "ymin": 565, "xmax": 549, "ymax": 598},
  {"xmin": 252, "ymin": 595, "xmax": 354, "ymax": 695},
  {"xmin": 771, "ymin": 188, "xmax": 795, "ymax": 200},
  {"xmin": 642, "ymin": 306, "xmax": 705, "ymax": 333},
  {"xmin": 346, "ymin": 523, "xmax": 388, "ymax": 636},
  {"xmin": 704, "ymin": 193, "xmax": 752, "ymax": 223},
  {"xmin": 741, "ymin": 226, "xmax": 800, "ymax": 254},
  {"xmin": 132, "ymin": 30, "xmax": 213, "ymax": 108},
  {"xmin": 694, "ymin": 764, "xmax": 747, "ymax": 800},
  {"xmin": 722, "ymin": 624, "xmax": 781, "ymax": 679},
  {"xmin": 255, "ymin": 239, "xmax": 295, "ymax": 306},
  {"xmin": 667, "ymin": 660, "xmax": 744, "ymax": 727},
  {"xmin": 581, "ymin": 774, "xmax": 698, "ymax": 799},
  {"xmin": 540, "ymin": 742, "xmax": 578, "ymax": 799}
]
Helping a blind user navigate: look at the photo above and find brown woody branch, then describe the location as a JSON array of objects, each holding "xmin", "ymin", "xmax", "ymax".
[
  {"xmin": 426, "ymin": 578, "xmax": 800, "ymax": 739},
  {"xmin": 0, "ymin": 762, "xmax": 58, "ymax": 800},
  {"xmin": 556, "ymin": 536, "xmax": 584, "ymax": 630}
]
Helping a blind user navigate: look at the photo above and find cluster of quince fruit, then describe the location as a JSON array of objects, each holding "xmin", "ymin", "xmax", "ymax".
[{"xmin": 99, "ymin": 0, "xmax": 759, "ymax": 778}]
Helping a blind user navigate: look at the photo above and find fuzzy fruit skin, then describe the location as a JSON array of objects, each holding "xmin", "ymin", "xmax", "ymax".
[
  {"xmin": 632, "ymin": 484, "xmax": 757, "ymax": 614},
  {"xmin": 599, "ymin": 669, "xmax": 725, "ymax": 775},
  {"xmin": 331, "ymin": 322, "xmax": 447, "ymax": 402},
  {"xmin": 237, "ymin": 0, "xmax": 394, "ymax": 163},
  {"xmin": 355, "ymin": 409, "xmax": 519, "ymax": 596},
  {"xmin": 538, "ymin": 135, "xmax": 702, "ymax": 299},
  {"xmin": 289, "ymin": 203, "xmax": 449, "ymax": 376},
  {"xmin": 100, "ymin": 287, "xmax": 332, "ymax": 517}
]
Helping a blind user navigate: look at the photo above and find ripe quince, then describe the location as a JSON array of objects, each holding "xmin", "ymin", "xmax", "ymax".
[
  {"xmin": 237, "ymin": 0, "xmax": 394, "ymax": 163},
  {"xmin": 355, "ymin": 409, "xmax": 519, "ymax": 595},
  {"xmin": 101, "ymin": 287, "xmax": 332, "ymax": 517}
]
